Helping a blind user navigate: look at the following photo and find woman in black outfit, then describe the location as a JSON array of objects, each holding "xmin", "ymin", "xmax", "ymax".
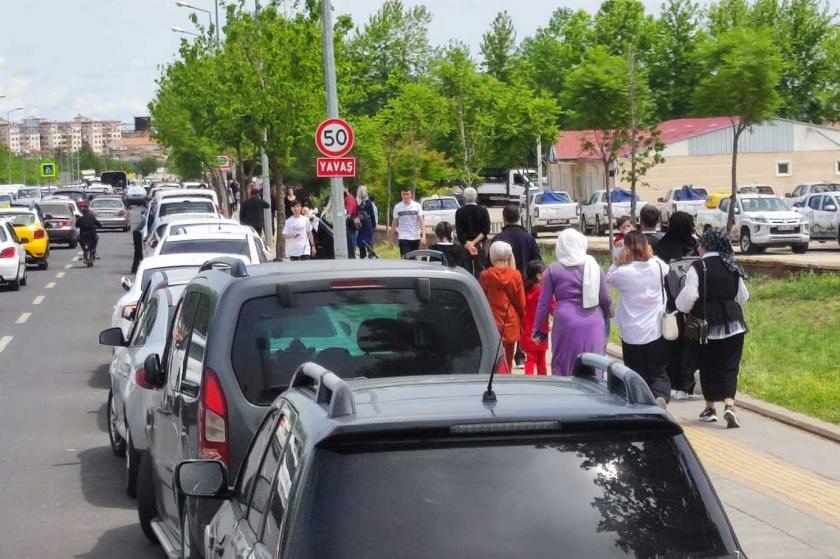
[{"xmin": 675, "ymin": 229, "xmax": 749, "ymax": 428}]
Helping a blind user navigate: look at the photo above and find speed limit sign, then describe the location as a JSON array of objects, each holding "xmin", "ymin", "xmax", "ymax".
[{"xmin": 315, "ymin": 118, "xmax": 354, "ymax": 158}]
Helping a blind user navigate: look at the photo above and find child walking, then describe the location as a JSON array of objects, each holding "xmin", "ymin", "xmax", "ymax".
[
  {"xmin": 521, "ymin": 260, "xmax": 552, "ymax": 375},
  {"xmin": 480, "ymin": 241, "xmax": 526, "ymax": 373}
]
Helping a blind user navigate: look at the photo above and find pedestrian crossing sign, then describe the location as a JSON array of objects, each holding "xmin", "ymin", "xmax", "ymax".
[{"xmin": 40, "ymin": 162, "xmax": 57, "ymax": 178}]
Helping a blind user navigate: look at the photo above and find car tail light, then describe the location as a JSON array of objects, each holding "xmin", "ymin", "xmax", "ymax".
[
  {"xmin": 134, "ymin": 367, "xmax": 153, "ymax": 390},
  {"xmin": 672, "ymin": 203, "xmax": 678, "ymax": 213},
  {"xmin": 198, "ymin": 367, "xmax": 229, "ymax": 467},
  {"xmin": 0, "ymin": 247, "xmax": 15, "ymax": 258},
  {"xmin": 34, "ymin": 230, "xmax": 45, "ymax": 239},
  {"xmin": 331, "ymin": 279, "xmax": 382, "ymax": 289},
  {"xmin": 61, "ymin": 219, "xmax": 74, "ymax": 227}
]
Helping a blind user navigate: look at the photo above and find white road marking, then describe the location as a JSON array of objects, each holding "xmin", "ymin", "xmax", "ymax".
[
  {"xmin": 45, "ymin": 282, "xmax": 56, "ymax": 289},
  {"xmin": 72, "ymin": 256, "xmax": 80, "ymax": 262},
  {"xmin": 76, "ymin": 251, "xmax": 82, "ymax": 256},
  {"xmin": 64, "ymin": 264, "xmax": 73, "ymax": 269},
  {"xmin": 55, "ymin": 272, "xmax": 65, "ymax": 279},
  {"xmin": 0, "ymin": 336, "xmax": 12, "ymax": 353},
  {"xmin": 32, "ymin": 295, "xmax": 45, "ymax": 305},
  {"xmin": 15, "ymin": 313, "xmax": 31, "ymax": 324}
]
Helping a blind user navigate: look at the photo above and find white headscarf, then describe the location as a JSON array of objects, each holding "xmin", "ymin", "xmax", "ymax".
[
  {"xmin": 489, "ymin": 240, "xmax": 515, "ymax": 269},
  {"xmin": 555, "ymin": 228, "xmax": 601, "ymax": 309}
]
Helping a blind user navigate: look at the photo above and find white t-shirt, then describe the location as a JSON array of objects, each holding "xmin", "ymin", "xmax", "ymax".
[
  {"xmin": 392, "ymin": 200, "xmax": 423, "ymax": 241},
  {"xmin": 606, "ymin": 257, "xmax": 669, "ymax": 345},
  {"xmin": 282, "ymin": 215, "xmax": 312, "ymax": 257}
]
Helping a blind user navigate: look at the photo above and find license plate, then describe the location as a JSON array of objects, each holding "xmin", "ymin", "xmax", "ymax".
[
  {"xmin": 777, "ymin": 225, "xmax": 794, "ymax": 231},
  {"xmin": 548, "ymin": 219, "xmax": 567, "ymax": 225}
]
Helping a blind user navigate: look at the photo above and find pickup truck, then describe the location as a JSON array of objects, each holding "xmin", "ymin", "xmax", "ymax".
[
  {"xmin": 580, "ymin": 189, "xmax": 642, "ymax": 236},
  {"xmin": 794, "ymin": 192, "xmax": 840, "ymax": 243},
  {"xmin": 521, "ymin": 190, "xmax": 580, "ymax": 234},
  {"xmin": 420, "ymin": 195, "xmax": 460, "ymax": 233},
  {"xmin": 695, "ymin": 194, "xmax": 810, "ymax": 254},
  {"xmin": 658, "ymin": 186, "xmax": 709, "ymax": 230},
  {"xmin": 785, "ymin": 181, "xmax": 840, "ymax": 208},
  {"xmin": 475, "ymin": 168, "xmax": 539, "ymax": 206}
]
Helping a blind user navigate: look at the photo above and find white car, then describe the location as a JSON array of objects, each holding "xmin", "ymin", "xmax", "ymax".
[
  {"xmin": 87, "ymin": 183, "xmax": 114, "ymax": 194},
  {"xmin": 421, "ymin": 195, "xmax": 460, "ymax": 232},
  {"xmin": 143, "ymin": 215, "xmax": 239, "ymax": 256},
  {"xmin": 144, "ymin": 196, "xmax": 220, "ymax": 240},
  {"xmin": 0, "ymin": 218, "xmax": 27, "ymax": 290},
  {"xmin": 523, "ymin": 190, "xmax": 580, "ymax": 233},
  {"xmin": 152, "ymin": 230, "xmax": 269, "ymax": 263},
  {"xmin": 795, "ymin": 192, "xmax": 840, "ymax": 243},
  {"xmin": 580, "ymin": 189, "xmax": 643, "ymax": 235},
  {"xmin": 785, "ymin": 182, "xmax": 840, "ymax": 209},
  {"xmin": 658, "ymin": 186, "xmax": 709, "ymax": 229}
]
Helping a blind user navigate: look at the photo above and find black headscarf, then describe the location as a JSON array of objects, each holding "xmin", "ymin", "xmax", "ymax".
[
  {"xmin": 654, "ymin": 211, "xmax": 697, "ymax": 263},
  {"xmin": 700, "ymin": 228, "xmax": 741, "ymax": 275}
]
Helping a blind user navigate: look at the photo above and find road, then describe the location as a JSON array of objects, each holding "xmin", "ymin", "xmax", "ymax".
[{"xmin": 0, "ymin": 215, "xmax": 164, "ymax": 559}]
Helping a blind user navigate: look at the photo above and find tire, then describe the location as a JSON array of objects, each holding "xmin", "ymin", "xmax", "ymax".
[
  {"xmin": 107, "ymin": 391, "xmax": 127, "ymax": 458},
  {"xmin": 740, "ymin": 228, "xmax": 758, "ymax": 254},
  {"xmin": 69, "ymin": 239, "xmax": 77, "ymax": 249},
  {"xmin": 137, "ymin": 451, "xmax": 159, "ymax": 544},
  {"xmin": 791, "ymin": 243, "xmax": 808, "ymax": 254},
  {"xmin": 126, "ymin": 429, "xmax": 140, "ymax": 498},
  {"xmin": 8, "ymin": 265, "xmax": 21, "ymax": 291},
  {"xmin": 38, "ymin": 257, "xmax": 48, "ymax": 270},
  {"xmin": 19, "ymin": 266, "xmax": 26, "ymax": 286},
  {"xmin": 595, "ymin": 216, "xmax": 603, "ymax": 236}
]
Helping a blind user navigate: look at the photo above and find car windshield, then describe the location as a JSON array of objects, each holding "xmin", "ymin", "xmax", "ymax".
[
  {"xmin": 40, "ymin": 203, "xmax": 73, "ymax": 218},
  {"xmin": 0, "ymin": 212, "xmax": 36, "ymax": 226},
  {"xmin": 159, "ymin": 238, "xmax": 249, "ymax": 257},
  {"xmin": 289, "ymin": 434, "xmax": 731, "ymax": 559},
  {"xmin": 91, "ymin": 199, "xmax": 124, "ymax": 209},
  {"xmin": 159, "ymin": 200, "xmax": 214, "ymax": 216},
  {"xmin": 423, "ymin": 199, "xmax": 459, "ymax": 211},
  {"xmin": 741, "ymin": 197, "xmax": 788, "ymax": 212},
  {"xmin": 18, "ymin": 188, "xmax": 41, "ymax": 199},
  {"xmin": 231, "ymin": 288, "xmax": 483, "ymax": 404}
]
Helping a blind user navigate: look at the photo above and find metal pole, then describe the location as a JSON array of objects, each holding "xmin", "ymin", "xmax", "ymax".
[
  {"xmin": 255, "ymin": 1, "xmax": 273, "ymax": 246},
  {"xmin": 214, "ymin": 0, "xmax": 221, "ymax": 43},
  {"xmin": 7, "ymin": 112, "xmax": 12, "ymax": 184},
  {"xmin": 321, "ymin": 0, "xmax": 348, "ymax": 258}
]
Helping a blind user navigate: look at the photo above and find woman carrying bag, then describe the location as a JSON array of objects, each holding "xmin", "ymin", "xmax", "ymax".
[{"xmin": 676, "ymin": 229, "xmax": 750, "ymax": 428}]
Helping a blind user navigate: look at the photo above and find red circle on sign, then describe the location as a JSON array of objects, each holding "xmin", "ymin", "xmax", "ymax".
[{"xmin": 315, "ymin": 118, "xmax": 354, "ymax": 158}]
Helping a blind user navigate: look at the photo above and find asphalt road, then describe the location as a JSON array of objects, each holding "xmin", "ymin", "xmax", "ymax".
[{"xmin": 0, "ymin": 214, "xmax": 165, "ymax": 558}]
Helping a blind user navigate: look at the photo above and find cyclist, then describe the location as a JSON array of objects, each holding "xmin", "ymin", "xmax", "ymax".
[{"xmin": 76, "ymin": 200, "xmax": 102, "ymax": 264}]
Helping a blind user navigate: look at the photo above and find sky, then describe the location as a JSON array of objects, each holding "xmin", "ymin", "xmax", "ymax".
[{"xmin": 1, "ymin": 0, "xmax": 838, "ymax": 125}]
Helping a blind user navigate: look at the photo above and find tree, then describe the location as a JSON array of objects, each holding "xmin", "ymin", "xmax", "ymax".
[
  {"xmin": 593, "ymin": 0, "xmax": 656, "ymax": 59},
  {"xmin": 693, "ymin": 27, "xmax": 782, "ymax": 229},
  {"xmin": 480, "ymin": 11, "xmax": 517, "ymax": 83},
  {"xmin": 705, "ymin": 0, "xmax": 751, "ymax": 36},
  {"xmin": 135, "ymin": 157, "xmax": 159, "ymax": 177}
]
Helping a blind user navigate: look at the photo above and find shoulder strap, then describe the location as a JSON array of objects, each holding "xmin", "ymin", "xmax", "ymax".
[{"xmin": 701, "ymin": 258, "xmax": 707, "ymax": 317}]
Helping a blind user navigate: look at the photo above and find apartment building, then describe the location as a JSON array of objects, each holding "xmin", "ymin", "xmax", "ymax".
[
  {"xmin": 0, "ymin": 115, "xmax": 132, "ymax": 156},
  {"xmin": 75, "ymin": 115, "xmax": 104, "ymax": 153},
  {"xmin": 0, "ymin": 119, "xmax": 22, "ymax": 154}
]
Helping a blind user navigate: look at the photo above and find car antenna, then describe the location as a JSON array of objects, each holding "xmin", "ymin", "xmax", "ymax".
[{"xmin": 483, "ymin": 299, "xmax": 512, "ymax": 404}]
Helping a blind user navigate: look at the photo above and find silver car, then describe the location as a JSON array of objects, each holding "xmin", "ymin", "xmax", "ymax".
[
  {"xmin": 91, "ymin": 196, "xmax": 131, "ymax": 231},
  {"xmin": 99, "ymin": 278, "xmax": 187, "ymax": 497}
]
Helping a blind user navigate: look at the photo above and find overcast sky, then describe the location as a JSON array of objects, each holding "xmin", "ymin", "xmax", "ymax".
[{"xmin": 1, "ymin": 0, "xmax": 838, "ymax": 124}]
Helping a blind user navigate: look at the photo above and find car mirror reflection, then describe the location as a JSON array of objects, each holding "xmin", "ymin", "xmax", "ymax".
[{"xmin": 175, "ymin": 460, "xmax": 229, "ymax": 498}]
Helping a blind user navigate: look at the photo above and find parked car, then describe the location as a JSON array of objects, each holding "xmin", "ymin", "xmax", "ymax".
[
  {"xmin": 143, "ymin": 216, "xmax": 241, "ymax": 256},
  {"xmin": 55, "ymin": 188, "xmax": 91, "ymax": 203},
  {"xmin": 475, "ymin": 168, "xmax": 539, "ymax": 206},
  {"xmin": 126, "ymin": 184, "xmax": 150, "ymax": 207},
  {"xmin": 737, "ymin": 184, "xmax": 775, "ymax": 195},
  {"xmin": 100, "ymin": 279, "xmax": 187, "ymax": 497},
  {"xmin": 420, "ymin": 195, "xmax": 460, "ymax": 232},
  {"xmin": 522, "ymin": 190, "xmax": 580, "ymax": 234},
  {"xmin": 0, "ymin": 194, "xmax": 12, "ymax": 208},
  {"xmin": 173, "ymin": 354, "xmax": 746, "ymax": 559},
  {"xmin": 90, "ymin": 196, "xmax": 131, "ymax": 231},
  {"xmin": 794, "ymin": 192, "xmax": 840, "ymax": 243},
  {"xmin": 39, "ymin": 200, "xmax": 79, "ymax": 248},
  {"xmin": 16, "ymin": 187, "xmax": 42, "ymax": 201},
  {"xmin": 0, "ymin": 208, "xmax": 49, "ymax": 269},
  {"xmin": 145, "ymin": 197, "xmax": 220, "ymax": 240},
  {"xmin": 152, "ymin": 231, "xmax": 269, "ymax": 263},
  {"xmin": 137, "ymin": 259, "xmax": 501, "ymax": 555},
  {"xmin": 0, "ymin": 218, "xmax": 27, "ymax": 290},
  {"xmin": 785, "ymin": 181, "xmax": 840, "ymax": 208},
  {"xmin": 658, "ymin": 186, "xmax": 709, "ymax": 230},
  {"xmin": 695, "ymin": 194, "xmax": 810, "ymax": 254},
  {"xmin": 580, "ymin": 189, "xmax": 643, "ymax": 235}
]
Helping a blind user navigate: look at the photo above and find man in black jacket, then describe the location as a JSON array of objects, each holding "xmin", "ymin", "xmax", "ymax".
[
  {"xmin": 455, "ymin": 187, "xmax": 491, "ymax": 277},
  {"xmin": 491, "ymin": 205, "xmax": 541, "ymax": 277},
  {"xmin": 239, "ymin": 183, "xmax": 270, "ymax": 237}
]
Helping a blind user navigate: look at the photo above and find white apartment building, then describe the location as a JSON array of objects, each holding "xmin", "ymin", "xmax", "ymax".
[
  {"xmin": 102, "ymin": 120, "xmax": 122, "ymax": 151},
  {"xmin": 0, "ymin": 116, "xmax": 127, "ymax": 155},
  {"xmin": 38, "ymin": 120, "xmax": 63, "ymax": 151},
  {"xmin": 0, "ymin": 119, "xmax": 22, "ymax": 154},
  {"xmin": 59, "ymin": 121, "xmax": 83, "ymax": 152},
  {"xmin": 75, "ymin": 115, "xmax": 104, "ymax": 153}
]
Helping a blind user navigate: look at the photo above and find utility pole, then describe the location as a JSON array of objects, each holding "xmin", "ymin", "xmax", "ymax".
[
  {"xmin": 255, "ymin": 1, "xmax": 273, "ymax": 246},
  {"xmin": 321, "ymin": 0, "xmax": 348, "ymax": 258}
]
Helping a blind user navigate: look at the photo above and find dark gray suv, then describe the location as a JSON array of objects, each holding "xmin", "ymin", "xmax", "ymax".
[
  {"xmin": 137, "ymin": 258, "xmax": 500, "ymax": 557},
  {"xmin": 176, "ymin": 354, "xmax": 746, "ymax": 559}
]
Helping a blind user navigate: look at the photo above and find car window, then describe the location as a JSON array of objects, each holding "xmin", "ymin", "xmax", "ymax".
[
  {"xmin": 422, "ymin": 200, "xmax": 441, "ymax": 211},
  {"xmin": 792, "ymin": 185, "xmax": 803, "ymax": 196},
  {"xmin": 1, "ymin": 213, "xmax": 36, "ymax": 226},
  {"xmin": 822, "ymin": 196, "xmax": 838, "ymax": 210},
  {"xmin": 5, "ymin": 223, "xmax": 20, "ymax": 243},
  {"xmin": 231, "ymin": 288, "xmax": 484, "ymax": 404},
  {"xmin": 262, "ymin": 417, "xmax": 303, "ymax": 550},
  {"xmin": 741, "ymin": 197, "xmax": 787, "ymax": 212},
  {"xmin": 808, "ymin": 196, "xmax": 823, "ymax": 210},
  {"xmin": 130, "ymin": 298, "xmax": 160, "ymax": 347},
  {"xmin": 166, "ymin": 293, "xmax": 199, "ymax": 393},
  {"xmin": 40, "ymin": 203, "xmax": 73, "ymax": 217},
  {"xmin": 237, "ymin": 408, "xmax": 281, "ymax": 508},
  {"xmin": 288, "ymin": 434, "xmax": 731, "ymax": 559},
  {"xmin": 159, "ymin": 200, "xmax": 215, "ymax": 217},
  {"xmin": 246, "ymin": 409, "xmax": 294, "ymax": 533},
  {"xmin": 183, "ymin": 295, "xmax": 211, "ymax": 388},
  {"xmin": 159, "ymin": 239, "xmax": 250, "ymax": 257},
  {"xmin": 91, "ymin": 199, "xmax": 124, "ymax": 210},
  {"xmin": 719, "ymin": 198, "xmax": 729, "ymax": 213},
  {"xmin": 0, "ymin": 225, "xmax": 6, "ymax": 242}
]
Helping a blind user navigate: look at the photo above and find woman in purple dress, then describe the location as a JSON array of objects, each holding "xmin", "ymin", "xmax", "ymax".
[{"xmin": 532, "ymin": 229, "xmax": 612, "ymax": 376}]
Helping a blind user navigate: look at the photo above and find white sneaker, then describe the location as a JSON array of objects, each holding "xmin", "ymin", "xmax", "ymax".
[{"xmin": 672, "ymin": 390, "xmax": 691, "ymax": 401}]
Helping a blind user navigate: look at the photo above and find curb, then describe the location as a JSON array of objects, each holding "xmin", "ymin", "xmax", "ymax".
[{"xmin": 605, "ymin": 343, "xmax": 840, "ymax": 444}]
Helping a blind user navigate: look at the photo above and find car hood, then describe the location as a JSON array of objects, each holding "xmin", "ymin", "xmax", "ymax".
[{"xmin": 746, "ymin": 211, "xmax": 802, "ymax": 220}]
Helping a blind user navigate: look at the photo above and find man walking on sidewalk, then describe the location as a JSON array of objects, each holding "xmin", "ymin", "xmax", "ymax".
[{"xmin": 390, "ymin": 188, "xmax": 426, "ymax": 257}]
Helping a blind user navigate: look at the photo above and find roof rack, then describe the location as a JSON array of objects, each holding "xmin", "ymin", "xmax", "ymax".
[
  {"xmin": 198, "ymin": 257, "xmax": 248, "ymax": 278},
  {"xmin": 290, "ymin": 362, "xmax": 356, "ymax": 418},
  {"xmin": 572, "ymin": 353, "xmax": 656, "ymax": 406}
]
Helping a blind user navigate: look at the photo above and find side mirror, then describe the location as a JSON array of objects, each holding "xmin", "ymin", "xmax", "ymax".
[
  {"xmin": 657, "ymin": 197, "xmax": 665, "ymax": 203},
  {"xmin": 143, "ymin": 353, "xmax": 166, "ymax": 388},
  {"xmin": 175, "ymin": 460, "xmax": 230, "ymax": 498},
  {"xmin": 734, "ymin": 207, "xmax": 741, "ymax": 214},
  {"xmin": 121, "ymin": 276, "xmax": 133, "ymax": 291},
  {"xmin": 99, "ymin": 327, "xmax": 127, "ymax": 347}
]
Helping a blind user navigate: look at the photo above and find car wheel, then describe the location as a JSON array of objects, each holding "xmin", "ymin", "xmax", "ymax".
[
  {"xmin": 740, "ymin": 228, "xmax": 757, "ymax": 254},
  {"xmin": 595, "ymin": 216, "xmax": 603, "ymax": 236},
  {"xmin": 107, "ymin": 391, "xmax": 127, "ymax": 458},
  {"xmin": 791, "ymin": 243, "xmax": 808, "ymax": 254},
  {"xmin": 126, "ymin": 429, "xmax": 140, "ymax": 498},
  {"xmin": 69, "ymin": 239, "xmax": 77, "ymax": 249},
  {"xmin": 8, "ymin": 265, "xmax": 21, "ymax": 291},
  {"xmin": 38, "ymin": 252, "xmax": 49, "ymax": 270},
  {"xmin": 19, "ymin": 265, "xmax": 27, "ymax": 286},
  {"xmin": 137, "ymin": 451, "xmax": 159, "ymax": 544}
]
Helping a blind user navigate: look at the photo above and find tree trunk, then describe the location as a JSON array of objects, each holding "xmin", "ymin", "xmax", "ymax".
[
  {"xmin": 727, "ymin": 125, "xmax": 741, "ymax": 231},
  {"xmin": 630, "ymin": 149, "xmax": 638, "ymax": 224},
  {"xmin": 386, "ymin": 154, "xmax": 394, "ymax": 240},
  {"xmin": 604, "ymin": 158, "xmax": 614, "ymax": 262},
  {"xmin": 457, "ymin": 96, "xmax": 470, "ymax": 186}
]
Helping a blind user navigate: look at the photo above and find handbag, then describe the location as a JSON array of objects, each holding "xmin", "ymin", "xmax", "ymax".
[
  {"xmin": 684, "ymin": 259, "xmax": 709, "ymax": 344},
  {"xmin": 660, "ymin": 270, "xmax": 679, "ymax": 341}
]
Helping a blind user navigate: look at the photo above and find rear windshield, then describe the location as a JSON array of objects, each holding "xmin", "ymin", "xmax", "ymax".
[
  {"xmin": 92, "ymin": 199, "xmax": 124, "ymax": 209},
  {"xmin": 673, "ymin": 187, "xmax": 707, "ymax": 201},
  {"xmin": 60, "ymin": 191, "xmax": 87, "ymax": 202},
  {"xmin": 40, "ymin": 203, "xmax": 73, "ymax": 217},
  {"xmin": 540, "ymin": 191, "xmax": 571, "ymax": 203},
  {"xmin": 159, "ymin": 239, "xmax": 249, "ymax": 257},
  {"xmin": 160, "ymin": 200, "xmax": 214, "ymax": 216},
  {"xmin": 18, "ymin": 188, "xmax": 41, "ymax": 199},
  {"xmin": 231, "ymin": 289, "xmax": 483, "ymax": 404},
  {"xmin": 423, "ymin": 199, "xmax": 459, "ymax": 211},
  {"xmin": 139, "ymin": 265, "xmax": 200, "ymax": 292},
  {"xmin": 814, "ymin": 183, "xmax": 840, "ymax": 193},
  {"xmin": 289, "ymin": 435, "xmax": 731, "ymax": 559},
  {"xmin": 1, "ymin": 213, "xmax": 35, "ymax": 226}
]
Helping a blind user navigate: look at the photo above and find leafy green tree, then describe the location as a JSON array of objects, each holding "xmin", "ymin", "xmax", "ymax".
[
  {"xmin": 480, "ymin": 11, "xmax": 517, "ymax": 83},
  {"xmin": 705, "ymin": 0, "xmax": 751, "ymax": 36},
  {"xmin": 693, "ymin": 27, "xmax": 782, "ymax": 229},
  {"xmin": 593, "ymin": 0, "xmax": 656, "ymax": 58},
  {"xmin": 135, "ymin": 157, "xmax": 159, "ymax": 177}
]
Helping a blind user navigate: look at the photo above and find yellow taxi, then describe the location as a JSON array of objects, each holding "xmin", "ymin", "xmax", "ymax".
[
  {"xmin": 0, "ymin": 209, "xmax": 49, "ymax": 269},
  {"xmin": 0, "ymin": 194, "xmax": 12, "ymax": 209},
  {"xmin": 705, "ymin": 191, "xmax": 732, "ymax": 209}
]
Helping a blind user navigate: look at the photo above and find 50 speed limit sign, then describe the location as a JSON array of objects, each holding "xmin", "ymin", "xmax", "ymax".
[{"xmin": 315, "ymin": 118, "xmax": 354, "ymax": 158}]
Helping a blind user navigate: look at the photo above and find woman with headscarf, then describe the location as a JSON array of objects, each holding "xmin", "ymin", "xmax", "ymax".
[
  {"xmin": 676, "ymin": 229, "xmax": 749, "ymax": 428},
  {"xmin": 480, "ymin": 241, "xmax": 526, "ymax": 373},
  {"xmin": 355, "ymin": 185, "xmax": 377, "ymax": 258},
  {"xmin": 532, "ymin": 229, "xmax": 612, "ymax": 376},
  {"xmin": 655, "ymin": 211, "xmax": 698, "ymax": 262}
]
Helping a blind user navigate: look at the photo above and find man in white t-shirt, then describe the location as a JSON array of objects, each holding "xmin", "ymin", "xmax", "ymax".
[
  {"xmin": 390, "ymin": 188, "xmax": 426, "ymax": 257},
  {"xmin": 282, "ymin": 199, "xmax": 316, "ymax": 260}
]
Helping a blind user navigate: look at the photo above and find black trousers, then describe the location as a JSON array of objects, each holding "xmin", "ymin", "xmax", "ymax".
[
  {"xmin": 131, "ymin": 229, "xmax": 143, "ymax": 273},
  {"xmin": 694, "ymin": 333, "xmax": 744, "ymax": 402},
  {"xmin": 398, "ymin": 239, "xmax": 420, "ymax": 258},
  {"xmin": 622, "ymin": 337, "xmax": 671, "ymax": 401},
  {"xmin": 289, "ymin": 255, "xmax": 310, "ymax": 261},
  {"xmin": 665, "ymin": 314, "xmax": 698, "ymax": 394}
]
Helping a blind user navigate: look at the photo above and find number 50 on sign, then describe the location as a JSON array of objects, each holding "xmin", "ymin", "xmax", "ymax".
[{"xmin": 315, "ymin": 118, "xmax": 354, "ymax": 158}]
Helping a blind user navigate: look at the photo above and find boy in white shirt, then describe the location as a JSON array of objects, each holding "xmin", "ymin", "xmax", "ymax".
[
  {"xmin": 389, "ymin": 188, "xmax": 426, "ymax": 257},
  {"xmin": 282, "ymin": 199, "xmax": 316, "ymax": 260}
]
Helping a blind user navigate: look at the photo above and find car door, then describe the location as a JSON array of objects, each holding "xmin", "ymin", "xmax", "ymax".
[
  {"xmin": 3, "ymin": 222, "xmax": 25, "ymax": 268},
  {"xmin": 819, "ymin": 195, "xmax": 839, "ymax": 239},
  {"xmin": 806, "ymin": 195, "xmax": 824, "ymax": 238},
  {"xmin": 113, "ymin": 297, "xmax": 159, "ymax": 437}
]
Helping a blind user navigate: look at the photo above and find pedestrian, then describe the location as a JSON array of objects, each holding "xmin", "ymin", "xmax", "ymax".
[
  {"xmin": 239, "ymin": 183, "xmax": 270, "ymax": 237},
  {"xmin": 131, "ymin": 211, "xmax": 146, "ymax": 274},
  {"xmin": 228, "ymin": 180, "xmax": 239, "ymax": 212},
  {"xmin": 655, "ymin": 211, "xmax": 700, "ymax": 399},
  {"xmin": 676, "ymin": 229, "xmax": 749, "ymax": 428},
  {"xmin": 284, "ymin": 186, "xmax": 298, "ymax": 219},
  {"xmin": 607, "ymin": 230, "xmax": 671, "ymax": 408},
  {"xmin": 532, "ymin": 228, "xmax": 612, "ymax": 376},
  {"xmin": 356, "ymin": 185, "xmax": 377, "ymax": 258},
  {"xmin": 429, "ymin": 221, "xmax": 468, "ymax": 268},
  {"xmin": 282, "ymin": 199, "xmax": 316, "ymax": 260},
  {"xmin": 455, "ymin": 187, "xmax": 491, "ymax": 278},
  {"xmin": 479, "ymin": 241, "xmax": 526, "ymax": 373},
  {"xmin": 521, "ymin": 260, "xmax": 552, "ymax": 375},
  {"xmin": 390, "ymin": 188, "xmax": 426, "ymax": 257},
  {"xmin": 614, "ymin": 215, "xmax": 634, "ymax": 249},
  {"xmin": 344, "ymin": 184, "xmax": 359, "ymax": 258},
  {"xmin": 639, "ymin": 204, "xmax": 664, "ymax": 249},
  {"xmin": 490, "ymin": 204, "xmax": 541, "ymax": 277}
]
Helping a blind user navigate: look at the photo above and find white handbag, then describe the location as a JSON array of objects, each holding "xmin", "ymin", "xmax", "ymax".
[{"xmin": 660, "ymin": 272, "xmax": 679, "ymax": 341}]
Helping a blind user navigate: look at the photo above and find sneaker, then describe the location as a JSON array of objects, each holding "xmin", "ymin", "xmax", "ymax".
[
  {"xmin": 672, "ymin": 390, "xmax": 691, "ymax": 401},
  {"xmin": 699, "ymin": 408, "xmax": 718, "ymax": 422},
  {"xmin": 655, "ymin": 396, "xmax": 668, "ymax": 410},
  {"xmin": 724, "ymin": 406, "xmax": 741, "ymax": 429}
]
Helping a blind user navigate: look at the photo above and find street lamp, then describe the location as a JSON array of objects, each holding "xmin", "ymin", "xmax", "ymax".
[
  {"xmin": 171, "ymin": 26, "xmax": 200, "ymax": 37},
  {"xmin": 175, "ymin": 0, "xmax": 220, "ymax": 43},
  {"xmin": 6, "ymin": 107, "xmax": 23, "ymax": 184}
]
